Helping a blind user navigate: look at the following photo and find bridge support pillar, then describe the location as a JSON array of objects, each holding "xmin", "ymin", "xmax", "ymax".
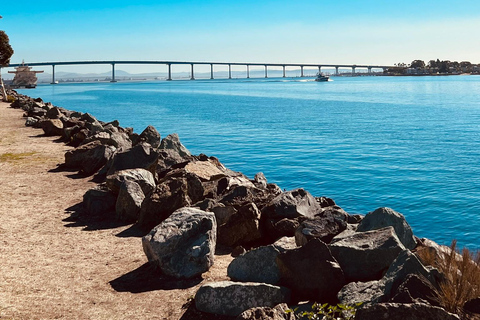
[
  {"xmin": 318, "ymin": 66, "xmax": 322, "ymax": 74},
  {"xmin": 51, "ymin": 65, "xmax": 57, "ymax": 84},
  {"xmin": 352, "ymin": 66, "xmax": 356, "ymax": 76},
  {"xmin": 190, "ymin": 64, "xmax": 195, "ymax": 80},
  {"xmin": 301, "ymin": 66, "xmax": 304, "ymax": 77},
  {"xmin": 335, "ymin": 66, "xmax": 339, "ymax": 75},
  {"xmin": 210, "ymin": 64, "xmax": 214, "ymax": 79},
  {"xmin": 167, "ymin": 64, "xmax": 172, "ymax": 80},
  {"xmin": 229, "ymin": 64, "xmax": 232, "ymax": 79},
  {"xmin": 265, "ymin": 65, "xmax": 268, "ymax": 78},
  {"xmin": 283, "ymin": 65, "xmax": 286, "ymax": 78},
  {"xmin": 368, "ymin": 67, "xmax": 372, "ymax": 74},
  {"xmin": 246, "ymin": 65, "xmax": 249, "ymax": 78},
  {"xmin": 111, "ymin": 63, "xmax": 117, "ymax": 82}
]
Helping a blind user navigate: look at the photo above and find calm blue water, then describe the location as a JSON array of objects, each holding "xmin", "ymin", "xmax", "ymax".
[{"xmin": 19, "ymin": 76, "xmax": 480, "ymax": 249}]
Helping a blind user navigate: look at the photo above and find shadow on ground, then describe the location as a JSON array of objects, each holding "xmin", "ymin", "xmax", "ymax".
[
  {"xmin": 63, "ymin": 202, "xmax": 132, "ymax": 231},
  {"xmin": 179, "ymin": 301, "xmax": 236, "ymax": 320},
  {"xmin": 109, "ymin": 263, "xmax": 203, "ymax": 293}
]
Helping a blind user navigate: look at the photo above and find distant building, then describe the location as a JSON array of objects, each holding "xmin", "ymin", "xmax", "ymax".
[{"xmin": 8, "ymin": 62, "xmax": 44, "ymax": 88}]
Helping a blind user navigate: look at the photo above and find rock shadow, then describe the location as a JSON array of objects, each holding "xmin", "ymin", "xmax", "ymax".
[
  {"xmin": 109, "ymin": 263, "xmax": 202, "ymax": 293},
  {"xmin": 63, "ymin": 202, "xmax": 130, "ymax": 231},
  {"xmin": 115, "ymin": 224, "xmax": 149, "ymax": 238}
]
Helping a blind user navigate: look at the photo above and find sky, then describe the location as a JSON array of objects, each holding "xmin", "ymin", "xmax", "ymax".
[{"xmin": 1, "ymin": 0, "xmax": 480, "ymax": 73}]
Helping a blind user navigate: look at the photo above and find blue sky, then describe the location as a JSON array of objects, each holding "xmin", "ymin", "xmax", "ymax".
[{"xmin": 1, "ymin": 0, "xmax": 480, "ymax": 73}]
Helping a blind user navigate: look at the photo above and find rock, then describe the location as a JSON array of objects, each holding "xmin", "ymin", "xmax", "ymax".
[
  {"xmin": 184, "ymin": 159, "xmax": 228, "ymax": 181},
  {"xmin": 212, "ymin": 204, "xmax": 238, "ymax": 226},
  {"xmin": 236, "ymin": 303, "xmax": 295, "ymax": 320},
  {"xmin": 82, "ymin": 184, "xmax": 116, "ymax": 217},
  {"xmin": 276, "ymin": 238, "xmax": 346, "ymax": 303},
  {"xmin": 142, "ymin": 207, "xmax": 216, "ymax": 279},
  {"xmin": 115, "ymin": 180, "xmax": 145, "ymax": 222},
  {"xmin": 137, "ymin": 125, "xmax": 161, "ymax": 148},
  {"xmin": 355, "ymin": 303, "xmax": 460, "ymax": 320},
  {"xmin": 46, "ymin": 106, "xmax": 64, "ymax": 119},
  {"xmin": 390, "ymin": 274, "xmax": 440, "ymax": 306},
  {"xmin": 295, "ymin": 211, "xmax": 347, "ymax": 246},
  {"xmin": 316, "ymin": 196, "xmax": 336, "ymax": 208},
  {"xmin": 159, "ymin": 133, "xmax": 191, "ymax": 157},
  {"xmin": 228, "ymin": 245, "xmax": 281, "ymax": 285},
  {"xmin": 272, "ymin": 237, "xmax": 297, "ymax": 252},
  {"xmin": 137, "ymin": 173, "xmax": 192, "ymax": 230},
  {"xmin": 195, "ymin": 281, "xmax": 291, "ymax": 317},
  {"xmin": 41, "ymin": 118, "xmax": 64, "ymax": 136},
  {"xmin": 217, "ymin": 202, "xmax": 263, "ymax": 247},
  {"xmin": 356, "ymin": 207, "xmax": 417, "ymax": 250},
  {"xmin": 464, "ymin": 297, "xmax": 480, "ymax": 314},
  {"xmin": 265, "ymin": 218, "xmax": 300, "ymax": 240},
  {"xmin": 253, "ymin": 172, "xmax": 268, "ymax": 189},
  {"xmin": 337, "ymin": 280, "xmax": 386, "ymax": 305},
  {"xmin": 262, "ymin": 188, "xmax": 320, "ymax": 220},
  {"xmin": 105, "ymin": 142, "xmax": 159, "ymax": 176},
  {"xmin": 64, "ymin": 140, "xmax": 116, "ymax": 176},
  {"xmin": 105, "ymin": 168, "xmax": 155, "ymax": 196},
  {"xmin": 25, "ymin": 117, "xmax": 38, "ymax": 127},
  {"xmin": 382, "ymin": 250, "xmax": 438, "ymax": 300},
  {"xmin": 81, "ymin": 131, "xmax": 132, "ymax": 151},
  {"xmin": 329, "ymin": 227, "xmax": 406, "ymax": 282},
  {"xmin": 330, "ymin": 223, "xmax": 358, "ymax": 243},
  {"xmin": 156, "ymin": 149, "xmax": 194, "ymax": 177}
]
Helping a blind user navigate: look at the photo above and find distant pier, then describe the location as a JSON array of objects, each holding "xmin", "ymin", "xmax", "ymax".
[{"xmin": 5, "ymin": 60, "xmax": 394, "ymax": 83}]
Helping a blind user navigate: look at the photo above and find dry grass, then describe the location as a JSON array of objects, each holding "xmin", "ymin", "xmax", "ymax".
[
  {"xmin": 426, "ymin": 240, "xmax": 480, "ymax": 316},
  {"xmin": 0, "ymin": 152, "xmax": 37, "ymax": 162}
]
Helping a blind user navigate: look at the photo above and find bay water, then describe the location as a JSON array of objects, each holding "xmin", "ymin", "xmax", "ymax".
[{"xmin": 19, "ymin": 75, "xmax": 480, "ymax": 249}]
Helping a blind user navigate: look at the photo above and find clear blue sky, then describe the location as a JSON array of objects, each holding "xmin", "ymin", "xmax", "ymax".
[{"xmin": 1, "ymin": 0, "xmax": 480, "ymax": 73}]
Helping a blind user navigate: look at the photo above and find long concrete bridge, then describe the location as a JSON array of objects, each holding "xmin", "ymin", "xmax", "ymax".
[{"xmin": 5, "ymin": 60, "xmax": 394, "ymax": 83}]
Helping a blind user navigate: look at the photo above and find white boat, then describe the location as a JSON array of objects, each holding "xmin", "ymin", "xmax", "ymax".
[{"xmin": 315, "ymin": 73, "xmax": 330, "ymax": 82}]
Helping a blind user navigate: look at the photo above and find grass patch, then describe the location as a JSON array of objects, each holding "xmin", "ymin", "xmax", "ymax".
[{"xmin": 0, "ymin": 152, "xmax": 38, "ymax": 162}]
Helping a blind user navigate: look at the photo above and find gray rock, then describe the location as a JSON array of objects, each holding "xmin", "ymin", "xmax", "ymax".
[
  {"xmin": 337, "ymin": 280, "xmax": 386, "ymax": 305},
  {"xmin": 276, "ymin": 238, "xmax": 346, "ymax": 303},
  {"xmin": 41, "ymin": 118, "xmax": 64, "ymax": 136},
  {"xmin": 236, "ymin": 303, "xmax": 295, "ymax": 320},
  {"xmin": 272, "ymin": 237, "xmax": 297, "ymax": 252},
  {"xmin": 195, "ymin": 281, "xmax": 291, "ymax": 317},
  {"xmin": 106, "ymin": 168, "xmax": 155, "ymax": 196},
  {"xmin": 390, "ymin": 274, "xmax": 440, "ymax": 306},
  {"xmin": 228, "ymin": 245, "xmax": 281, "ymax": 285},
  {"xmin": 383, "ymin": 249, "xmax": 437, "ymax": 300},
  {"xmin": 253, "ymin": 172, "xmax": 268, "ymax": 189},
  {"xmin": 138, "ymin": 125, "xmax": 161, "ymax": 148},
  {"xmin": 159, "ymin": 133, "xmax": 191, "ymax": 157},
  {"xmin": 105, "ymin": 142, "xmax": 159, "ymax": 176},
  {"xmin": 25, "ymin": 117, "xmax": 38, "ymax": 127},
  {"xmin": 156, "ymin": 149, "xmax": 194, "ymax": 177},
  {"xmin": 356, "ymin": 207, "xmax": 417, "ymax": 250},
  {"xmin": 46, "ymin": 106, "xmax": 64, "ymax": 119},
  {"xmin": 64, "ymin": 140, "xmax": 116, "ymax": 176},
  {"xmin": 330, "ymin": 223, "xmax": 358, "ymax": 243},
  {"xmin": 355, "ymin": 303, "xmax": 460, "ymax": 320},
  {"xmin": 329, "ymin": 227, "xmax": 406, "ymax": 282},
  {"xmin": 263, "ymin": 188, "xmax": 320, "ymax": 220},
  {"xmin": 115, "ymin": 180, "xmax": 145, "ymax": 222},
  {"xmin": 217, "ymin": 202, "xmax": 263, "ymax": 247},
  {"xmin": 212, "ymin": 204, "xmax": 238, "ymax": 226},
  {"xmin": 142, "ymin": 207, "xmax": 216, "ymax": 279},
  {"xmin": 295, "ymin": 213, "xmax": 347, "ymax": 246},
  {"xmin": 83, "ymin": 184, "xmax": 116, "ymax": 217}
]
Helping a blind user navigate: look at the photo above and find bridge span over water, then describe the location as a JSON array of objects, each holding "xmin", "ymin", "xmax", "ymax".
[{"xmin": 6, "ymin": 60, "xmax": 394, "ymax": 83}]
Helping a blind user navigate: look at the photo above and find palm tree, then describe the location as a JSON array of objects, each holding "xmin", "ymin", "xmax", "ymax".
[{"xmin": 0, "ymin": 17, "xmax": 14, "ymax": 102}]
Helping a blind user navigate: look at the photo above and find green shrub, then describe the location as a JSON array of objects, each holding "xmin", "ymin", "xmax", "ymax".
[{"xmin": 287, "ymin": 302, "xmax": 361, "ymax": 320}]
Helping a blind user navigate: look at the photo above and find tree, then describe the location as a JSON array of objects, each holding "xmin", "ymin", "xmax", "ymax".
[
  {"xmin": 410, "ymin": 60, "xmax": 425, "ymax": 69},
  {"xmin": 0, "ymin": 30, "xmax": 14, "ymax": 102}
]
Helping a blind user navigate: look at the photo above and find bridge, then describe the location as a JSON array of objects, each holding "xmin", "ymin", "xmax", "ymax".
[{"xmin": 5, "ymin": 60, "xmax": 394, "ymax": 83}]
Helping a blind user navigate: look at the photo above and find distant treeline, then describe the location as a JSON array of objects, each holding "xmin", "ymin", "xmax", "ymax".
[{"xmin": 386, "ymin": 59, "xmax": 479, "ymax": 75}]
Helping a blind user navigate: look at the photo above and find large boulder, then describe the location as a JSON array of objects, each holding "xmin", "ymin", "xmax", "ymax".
[
  {"xmin": 329, "ymin": 227, "xmax": 406, "ymax": 282},
  {"xmin": 137, "ymin": 125, "xmax": 161, "ymax": 148},
  {"xmin": 356, "ymin": 207, "xmax": 417, "ymax": 250},
  {"xmin": 64, "ymin": 140, "xmax": 116, "ymax": 176},
  {"xmin": 82, "ymin": 183, "xmax": 116, "ymax": 217},
  {"xmin": 464, "ymin": 297, "xmax": 480, "ymax": 315},
  {"xmin": 142, "ymin": 207, "xmax": 216, "ymax": 279},
  {"xmin": 40, "ymin": 118, "xmax": 64, "ymax": 136},
  {"xmin": 159, "ymin": 133, "xmax": 191, "ymax": 157},
  {"xmin": 337, "ymin": 280, "xmax": 386, "ymax": 305},
  {"xmin": 156, "ymin": 149, "xmax": 194, "ymax": 177},
  {"xmin": 355, "ymin": 303, "xmax": 460, "ymax": 320},
  {"xmin": 390, "ymin": 274, "xmax": 440, "ymax": 306},
  {"xmin": 105, "ymin": 142, "xmax": 159, "ymax": 176},
  {"xmin": 276, "ymin": 238, "xmax": 346, "ymax": 303},
  {"xmin": 195, "ymin": 281, "xmax": 291, "ymax": 317},
  {"xmin": 236, "ymin": 303, "xmax": 295, "ymax": 320},
  {"xmin": 115, "ymin": 180, "xmax": 145, "ymax": 222},
  {"xmin": 216, "ymin": 202, "xmax": 263, "ymax": 247},
  {"xmin": 105, "ymin": 168, "xmax": 155, "ymax": 196},
  {"xmin": 295, "ymin": 211, "xmax": 347, "ymax": 246},
  {"xmin": 228, "ymin": 245, "xmax": 281, "ymax": 285},
  {"xmin": 262, "ymin": 188, "xmax": 320, "ymax": 220}
]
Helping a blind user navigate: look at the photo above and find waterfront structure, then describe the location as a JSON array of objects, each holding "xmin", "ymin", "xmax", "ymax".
[
  {"xmin": 8, "ymin": 62, "xmax": 44, "ymax": 88},
  {"xmin": 6, "ymin": 60, "xmax": 393, "ymax": 83}
]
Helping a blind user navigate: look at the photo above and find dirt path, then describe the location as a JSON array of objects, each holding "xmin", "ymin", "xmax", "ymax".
[{"xmin": 0, "ymin": 102, "xmax": 232, "ymax": 320}]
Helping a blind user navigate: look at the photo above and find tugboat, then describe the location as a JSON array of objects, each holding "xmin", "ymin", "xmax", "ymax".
[
  {"xmin": 315, "ymin": 72, "xmax": 330, "ymax": 82},
  {"xmin": 8, "ymin": 61, "xmax": 44, "ymax": 88}
]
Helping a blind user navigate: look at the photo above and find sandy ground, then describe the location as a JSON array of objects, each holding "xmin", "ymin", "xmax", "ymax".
[{"xmin": 0, "ymin": 101, "xmax": 232, "ymax": 320}]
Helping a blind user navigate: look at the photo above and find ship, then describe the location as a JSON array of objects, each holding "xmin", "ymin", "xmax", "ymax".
[
  {"xmin": 8, "ymin": 61, "xmax": 44, "ymax": 88},
  {"xmin": 315, "ymin": 72, "xmax": 330, "ymax": 82}
]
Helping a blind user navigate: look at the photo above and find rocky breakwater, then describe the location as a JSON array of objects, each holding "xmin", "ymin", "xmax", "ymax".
[{"xmin": 8, "ymin": 90, "xmax": 479, "ymax": 320}]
